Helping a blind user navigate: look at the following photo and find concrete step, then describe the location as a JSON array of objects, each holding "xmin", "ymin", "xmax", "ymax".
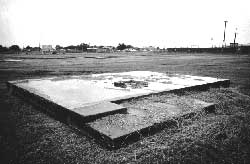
[
  {"xmin": 85, "ymin": 98, "xmax": 215, "ymax": 149},
  {"xmin": 71, "ymin": 102, "xmax": 127, "ymax": 122}
]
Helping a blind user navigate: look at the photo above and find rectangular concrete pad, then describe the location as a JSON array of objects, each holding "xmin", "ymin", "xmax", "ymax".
[
  {"xmin": 7, "ymin": 71, "xmax": 229, "ymax": 109},
  {"xmin": 6, "ymin": 71, "xmax": 229, "ymax": 148}
]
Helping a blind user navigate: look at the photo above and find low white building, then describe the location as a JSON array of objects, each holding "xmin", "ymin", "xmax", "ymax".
[
  {"xmin": 123, "ymin": 48, "xmax": 137, "ymax": 52},
  {"xmin": 42, "ymin": 45, "xmax": 54, "ymax": 54}
]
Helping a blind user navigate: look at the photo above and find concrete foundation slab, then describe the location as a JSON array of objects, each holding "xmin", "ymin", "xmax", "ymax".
[
  {"xmin": 7, "ymin": 71, "xmax": 229, "ymax": 108},
  {"xmin": 6, "ymin": 71, "xmax": 229, "ymax": 148}
]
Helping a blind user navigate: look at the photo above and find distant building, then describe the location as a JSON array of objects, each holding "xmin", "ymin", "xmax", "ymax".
[
  {"xmin": 230, "ymin": 43, "xmax": 238, "ymax": 48},
  {"xmin": 57, "ymin": 49, "xmax": 66, "ymax": 54},
  {"xmin": 23, "ymin": 46, "xmax": 41, "ymax": 54},
  {"xmin": 42, "ymin": 45, "xmax": 54, "ymax": 54},
  {"xmin": 65, "ymin": 48, "xmax": 80, "ymax": 53},
  {"xmin": 123, "ymin": 48, "xmax": 137, "ymax": 52},
  {"xmin": 87, "ymin": 46, "xmax": 114, "ymax": 53},
  {"xmin": 143, "ymin": 46, "xmax": 157, "ymax": 52},
  {"xmin": 98, "ymin": 46, "xmax": 114, "ymax": 53},
  {"xmin": 87, "ymin": 47, "xmax": 98, "ymax": 53}
]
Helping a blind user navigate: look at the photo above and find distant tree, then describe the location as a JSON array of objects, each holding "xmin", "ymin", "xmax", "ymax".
[
  {"xmin": 65, "ymin": 45, "xmax": 76, "ymax": 50},
  {"xmin": 9, "ymin": 45, "xmax": 21, "ymax": 53},
  {"xmin": 31, "ymin": 47, "xmax": 41, "ymax": 51},
  {"xmin": 65, "ymin": 43, "xmax": 89, "ymax": 52},
  {"xmin": 126, "ymin": 45, "xmax": 133, "ymax": 49},
  {"xmin": 116, "ymin": 43, "xmax": 134, "ymax": 50},
  {"xmin": 79, "ymin": 43, "xmax": 89, "ymax": 51},
  {"xmin": 117, "ymin": 43, "xmax": 127, "ymax": 50},
  {"xmin": 0, "ymin": 45, "xmax": 8, "ymax": 53},
  {"xmin": 26, "ymin": 45, "xmax": 32, "ymax": 50},
  {"xmin": 55, "ymin": 45, "xmax": 63, "ymax": 50}
]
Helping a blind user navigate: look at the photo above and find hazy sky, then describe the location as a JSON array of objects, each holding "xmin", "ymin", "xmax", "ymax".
[{"xmin": 0, "ymin": 0, "xmax": 250, "ymax": 48}]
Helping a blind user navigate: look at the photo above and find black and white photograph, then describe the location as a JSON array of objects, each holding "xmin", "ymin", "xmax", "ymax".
[{"xmin": 0, "ymin": 0, "xmax": 250, "ymax": 163}]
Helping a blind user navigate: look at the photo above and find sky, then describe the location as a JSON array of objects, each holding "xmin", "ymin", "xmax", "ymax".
[{"xmin": 0, "ymin": 0, "xmax": 250, "ymax": 48}]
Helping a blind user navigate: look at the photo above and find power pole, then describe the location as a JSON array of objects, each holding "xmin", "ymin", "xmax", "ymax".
[
  {"xmin": 223, "ymin": 21, "xmax": 228, "ymax": 47},
  {"xmin": 211, "ymin": 37, "xmax": 213, "ymax": 48},
  {"xmin": 234, "ymin": 28, "xmax": 238, "ymax": 47}
]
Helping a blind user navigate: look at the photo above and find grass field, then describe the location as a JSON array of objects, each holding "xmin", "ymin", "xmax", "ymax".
[{"xmin": 0, "ymin": 52, "xmax": 250, "ymax": 163}]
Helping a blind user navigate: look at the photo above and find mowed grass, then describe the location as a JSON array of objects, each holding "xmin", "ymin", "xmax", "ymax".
[{"xmin": 0, "ymin": 52, "xmax": 250, "ymax": 163}]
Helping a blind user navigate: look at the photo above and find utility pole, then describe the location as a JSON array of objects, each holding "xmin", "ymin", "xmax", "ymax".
[
  {"xmin": 234, "ymin": 28, "xmax": 238, "ymax": 47},
  {"xmin": 211, "ymin": 37, "xmax": 213, "ymax": 48},
  {"xmin": 223, "ymin": 20, "xmax": 228, "ymax": 47}
]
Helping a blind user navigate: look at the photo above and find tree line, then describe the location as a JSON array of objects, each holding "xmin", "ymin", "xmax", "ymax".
[
  {"xmin": 0, "ymin": 45, "xmax": 21, "ymax": 54},
  {"xmin": 0, "ymin": 43, "xmax": 136, "ymax": 54},
  {"xmin": 56, "ymin": 43, "xmax": 133, "ymax": 51}
]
